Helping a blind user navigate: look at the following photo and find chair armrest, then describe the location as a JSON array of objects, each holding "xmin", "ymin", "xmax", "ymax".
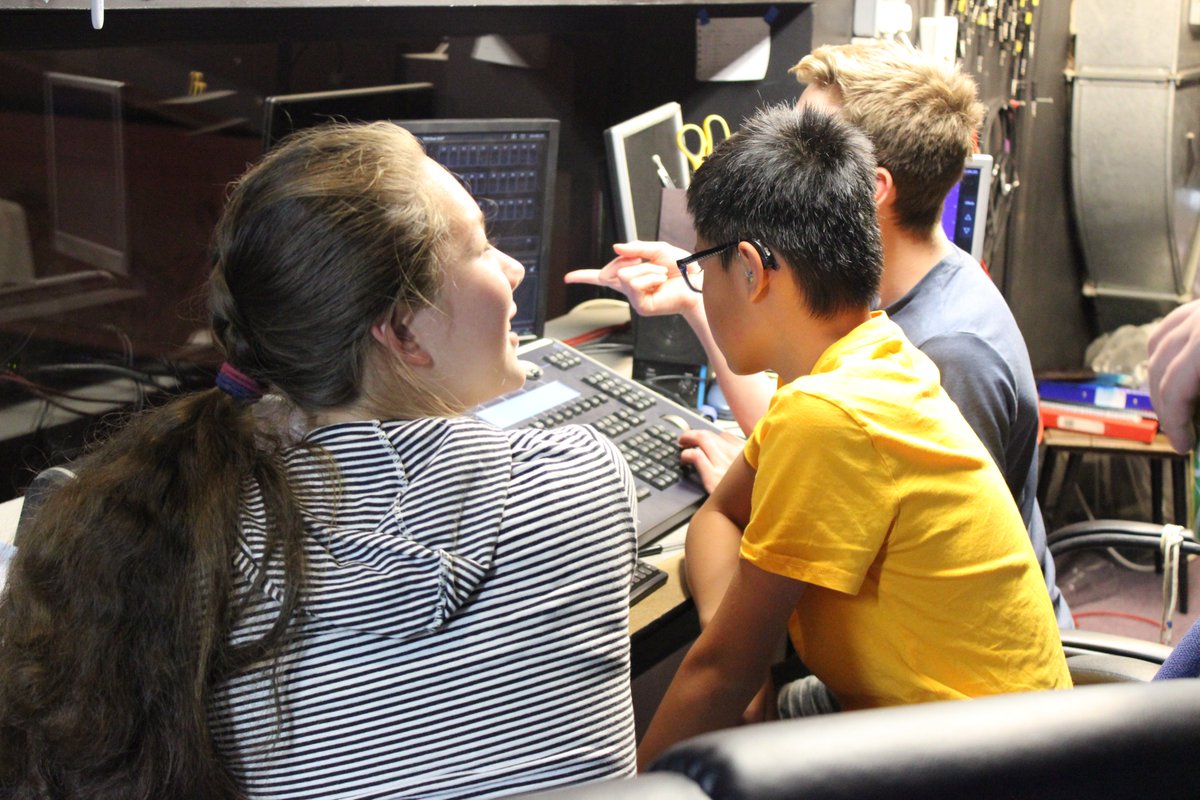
[
  {"xmin": 1047, "ymin": 519, "xmax": 1200, "ymax": 559},
  {"xmin": 1061, "ymin": 629, "xmax": 1173, "ymax": 663},
  {"xmin": 501, "ymin": 773, "xmax": 708, "ymax": 799},
  {"xmin": 1049, "ymin": 519, "xmax": 1172, "ymax": 541},
  {"xmin": 1067, "ymin": 652, "xmax": 1161, "ymax": 684},
  {"xmin": 651, "ymin": 682, "xmax": 1200, "ymax": 800}
]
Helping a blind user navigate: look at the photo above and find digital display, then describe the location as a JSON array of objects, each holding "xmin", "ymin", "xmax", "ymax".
[
  {"xmin": 415, "ymin": 130, "xmax": 552, "ymax": 338},
  {"xmin": 476, "ymin": 381, "xmax": 579, "ymax": 428},
  {"xmin": 940, "ymin": 166, "xmax": 981, "ymax": 255},
  {"xmin": 401, "ymin": 119, "xmax": 559, "ymax": 340},
  {"xmin": 938, "ymin": 155, "xmax": 992, "ymax": 262}
]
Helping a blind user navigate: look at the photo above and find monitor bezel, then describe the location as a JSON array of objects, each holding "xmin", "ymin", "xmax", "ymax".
[
  {"xmin": 261, "ymin": 82, "xmax": 435, "ymax": 151},
  {"xmin": 45, "ymin": 71, "xmax": 129, "ymax": 276},
  {"xmin": 959, "ymin": 152, "xmax": 993, "ymax": 262},
  {"xmin": 604, "ymin": 102, "xmax": 691, "ymax": 242}
]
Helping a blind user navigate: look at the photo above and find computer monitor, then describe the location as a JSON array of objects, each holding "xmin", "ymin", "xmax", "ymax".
[
  {"xmin": 604, "ymin": 102, "xmax": 691, "ymax": 243},
  {"xmin": 941, "ymin": 153, "xmax": 993, "ymax": 262},
  {"xmin": 605, "ymin": 103, "xmax": 706, "ymax": 407},
  {"xmin": 397, "ymin": 118, "xmax": 559, "ymax": 340},
  {"xmin": 261, "ymin": 82, "xmax": 435, "ymax": 150},
  {"xmin": 45, "ymin": 71, "xmax": 128, "ymax": 275},
  {"xmin": 0, "ymin": 72, "xmax": 146, "ymax": 325}
]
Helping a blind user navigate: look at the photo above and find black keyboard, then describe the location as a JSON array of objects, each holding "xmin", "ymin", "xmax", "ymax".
[
  {"xmin": 631, "ymin": 558, "xmax": 667, "ymax": 605},
  {"xmin": 474, "ymin": 339, "xmax": 722, "ymax": 546}
]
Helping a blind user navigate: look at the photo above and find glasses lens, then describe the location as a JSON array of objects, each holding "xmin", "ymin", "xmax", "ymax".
[{"xmin": 683, "ymin": 258, "xmax": 704, "ymax": 291}]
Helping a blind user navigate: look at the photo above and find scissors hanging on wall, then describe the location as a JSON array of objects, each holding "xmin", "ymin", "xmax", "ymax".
[{"xmin": 676, "ymin": 114, "xmax": 732, "ymax": 172}]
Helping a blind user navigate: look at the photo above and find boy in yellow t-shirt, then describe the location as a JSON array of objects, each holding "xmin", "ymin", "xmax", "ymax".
[{"xmin": 636, "ymin": 105, "xmax": 1070, "ymax": 769}]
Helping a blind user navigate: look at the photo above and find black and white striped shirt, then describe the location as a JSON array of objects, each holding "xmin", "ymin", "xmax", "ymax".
[{"xmin": 209, "ymin": 417, "xmax": 639, "ymax": 799}]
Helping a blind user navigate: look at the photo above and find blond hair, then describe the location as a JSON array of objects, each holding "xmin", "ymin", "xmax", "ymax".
[{"xmin": 791, "ymin": 41, "xmax": 985, "ymax": 232}]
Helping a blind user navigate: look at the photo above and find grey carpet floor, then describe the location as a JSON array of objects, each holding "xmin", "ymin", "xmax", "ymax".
[{"xmin": 1057, "ymin": 549, "xmax": 1199, "ymax": 644}]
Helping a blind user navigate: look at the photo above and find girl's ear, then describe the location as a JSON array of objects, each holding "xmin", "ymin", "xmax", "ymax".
[{"xmin": 371, "ymin": 313, "xmax": 432, "ymax": 367}]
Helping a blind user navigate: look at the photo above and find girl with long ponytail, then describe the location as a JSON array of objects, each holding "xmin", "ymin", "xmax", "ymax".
[{"xmin": 0, "ymin": 122, "xmax": 639, "ymax": 799}]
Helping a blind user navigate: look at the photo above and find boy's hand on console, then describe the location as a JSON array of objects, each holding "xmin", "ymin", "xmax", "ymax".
[{"xmin": 678, "ymin": 428, "xmax": 745, "ymax": 494}]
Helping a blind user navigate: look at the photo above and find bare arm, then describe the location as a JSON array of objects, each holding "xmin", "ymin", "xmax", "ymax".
[
  {"xmin": 682, "ymin": 451, "xmax": 786, "ymax": 727},
  {"xmin": 636, "ymin": 557, "xmax": 806, "ymax": 769},
  {"xmin": 684, "ymin": 450, "xmax": 755, "ymax": 628},
  {"xmin": 1148, "ymin": 298, "xmax": 1200, "ymax": 453},
  {"xmin": 565, "ymin": 241, "xmax": 773, "ymax": 435}
]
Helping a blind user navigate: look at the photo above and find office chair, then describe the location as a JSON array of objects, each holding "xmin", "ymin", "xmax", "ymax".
[
  {"xmin": 647, "ymin": 681, "xmax": 1200, "ymax": 800},
  {"xmin": 507, "ymin": 682, "xmax": 1200, "ymax": 800},
  {"xmin": 1049, "ymin": 519, "xmax": 1200, "ymax": 681},
  {"xmin": 505, "ymin": 774, "xmax": 707, "ymax": 800}
]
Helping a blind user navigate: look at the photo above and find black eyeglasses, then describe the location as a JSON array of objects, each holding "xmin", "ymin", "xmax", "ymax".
[{"xmin": 675, "ymin": 239, "xmax": 776, "ymax": 293}]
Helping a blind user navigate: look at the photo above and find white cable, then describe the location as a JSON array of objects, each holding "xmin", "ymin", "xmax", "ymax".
[
  {"xmin": 1107, "ymin": 547, "xmax": 1156, "ymax": 572},
  {"xmin": 1160, "ymin": 524, "xmax": 1186, "ymax": 645}
]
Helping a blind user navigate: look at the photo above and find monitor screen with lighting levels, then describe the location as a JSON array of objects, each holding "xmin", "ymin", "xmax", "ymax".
[{"xmin": 397, "ymin": 117, "xmax": 559, "ymax": 341}]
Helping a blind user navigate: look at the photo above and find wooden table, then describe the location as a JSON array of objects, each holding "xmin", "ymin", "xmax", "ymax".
[{"xmin": 628, "ymin": 551, "xmax": 696, "ymax": 676}]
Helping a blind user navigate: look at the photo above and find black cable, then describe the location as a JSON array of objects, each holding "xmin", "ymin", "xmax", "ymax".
[
  {"xmin": 0, "ymin": 373, "xmax": 138, "ymax": 404},
  {"xmin": 576, "ymin": 342, "xmax": 632, "ymax": 355},
  {"xmin": 23, "ymin": 362, "xmax": 165, "ymax": 387},
  {"xmin": 638, "ymin": 374, "xmax": 699, "ymax": 385}
]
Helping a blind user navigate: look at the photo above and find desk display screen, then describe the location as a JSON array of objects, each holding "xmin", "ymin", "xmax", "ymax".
[
  {"xmin": 477, "ymin": 381, "xmax": 578, "ymax": 428},
  {"xmin": 399, "ymin": 119, "xmax": 559, "ymax": 340},
  {"xmin": 941, "ymin": 167, "xmax": 981, "ymax": 255},
  {"xmin": 45, "ymin": 72, "xmax": 128, "ymax": 274}
]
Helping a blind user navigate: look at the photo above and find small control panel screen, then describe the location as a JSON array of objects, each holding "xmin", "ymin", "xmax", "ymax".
[{"xmin": 476, "ymin": 381, "xmax": 579, "ymax": 428}]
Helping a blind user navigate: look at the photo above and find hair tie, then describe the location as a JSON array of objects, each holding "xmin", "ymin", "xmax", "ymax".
[{"xmin": 216, "ymin": 362, "xmax": 267, "ymax": 402}]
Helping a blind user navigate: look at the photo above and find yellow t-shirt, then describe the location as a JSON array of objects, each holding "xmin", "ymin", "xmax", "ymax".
[{"xmin": 742, "ymin": 311, "xmax": 1070, "ymax": 710}]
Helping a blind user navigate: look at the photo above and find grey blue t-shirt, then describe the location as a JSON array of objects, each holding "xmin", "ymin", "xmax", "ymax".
[{"xmin": 885, "ymin": 246, "xmax": 1072, "ymax": 628}]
